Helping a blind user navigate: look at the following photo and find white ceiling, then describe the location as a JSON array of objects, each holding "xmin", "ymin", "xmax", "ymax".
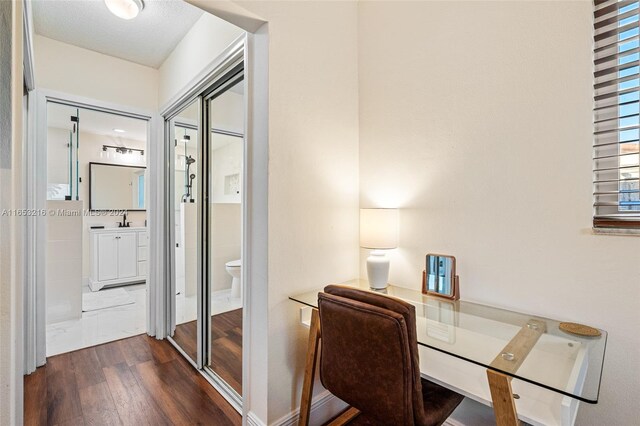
[
  {"xmin": 32, "ymin": 0, "xmax": 204, "ymax": 68},
  {"xmin": 48, "ymin": 102, "xmax": 148, "ymax": 141}
]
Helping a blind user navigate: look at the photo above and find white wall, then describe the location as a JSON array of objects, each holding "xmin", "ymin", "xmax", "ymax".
[
  {"xmin": 234, "ymin": 1, "xmax": 361, "ymax": 422},
  {"xmin": 210, "ymin": 139, "xmax": 242, "ymax": 292},
  {"xmin": 158, "ymin": 13, "xmax": 243, "ymax": 107},
  {"xmin": 46, "ymin": 127, "xmax": 69, "ymax": 186},
  {"xmin": 211, "ymin": 89, "xmax": 244, "ymax": 134},
  {"xmin": 0, "ymin": 1, "xmax": 24, "ymax": 423},
  {"xmin": 210, "ymin": 204, "xmax": 241, "ymax": 292},
  {"xmin": 33, "ymin": 35, "xmax": 158, "ymax": 111},
  {"xmin": 357, "ymin": 2, "xmax": 640, "ymax": 425},
  {"xmin": 45, "ymin": 200, "xmax": 82, "ymax": 324},
  {"xmin": 211, "ymin": 136, "xmax": 242, "ymax": 203}
]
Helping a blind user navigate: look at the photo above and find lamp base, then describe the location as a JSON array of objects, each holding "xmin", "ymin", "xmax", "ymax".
[{"xmin": 366, "ymin": 250, "xmax": 390, "ymax": 289}]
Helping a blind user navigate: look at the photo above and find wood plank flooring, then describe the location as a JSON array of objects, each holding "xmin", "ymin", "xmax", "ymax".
[
  {"xmin": 173, "ymin": 309, "xmax": 242, "ymax": 395},
  {"xmin": 210, "ymin": 309, "xmax": 243, "ymax": 395},
  {"xmin": 23, "ymin": 334, "xmax": 241, "ymax": 426}
]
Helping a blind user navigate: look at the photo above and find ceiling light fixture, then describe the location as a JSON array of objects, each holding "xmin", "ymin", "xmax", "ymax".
[
  {"xmin": 113, "ymin": 128, "xmax": 126, "ymax": 133},
  {"xmin": 104, "ymin": 0, "xmax": 144, "ymax": 20}
]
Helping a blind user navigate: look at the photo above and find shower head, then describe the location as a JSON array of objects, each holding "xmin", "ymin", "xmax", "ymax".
[{"xmin": 185, "ymin": 155, "xmax": 196, "ymax": 165}]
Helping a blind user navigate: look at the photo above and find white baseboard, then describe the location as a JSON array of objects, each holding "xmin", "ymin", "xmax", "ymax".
[
  {"xmin": 247, "ymin": 411, "xmax": 267, "ymax": 426},
  {"xmin": 272, "ymin": 390, "xmax": 347, "ymax": 426}
]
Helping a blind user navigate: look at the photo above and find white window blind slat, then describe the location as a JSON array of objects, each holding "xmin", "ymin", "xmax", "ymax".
[{"xmin": 593, "ymin": 0, "xmax": 640, "ymax": 228}]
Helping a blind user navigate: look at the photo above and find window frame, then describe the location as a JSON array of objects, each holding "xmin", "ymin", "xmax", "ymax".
[{"xmin": 592, "ymin": 0, "xmax": 640, "ymax": 232}]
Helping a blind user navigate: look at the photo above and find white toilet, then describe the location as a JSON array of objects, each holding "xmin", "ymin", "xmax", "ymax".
[{"xmin": 225, "ymin": 259, "xmax": 242, "ymax": 299}]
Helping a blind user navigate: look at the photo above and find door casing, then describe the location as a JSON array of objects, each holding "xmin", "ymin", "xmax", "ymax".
[{"xmin": 27, "ymin": 90, "xmax": 157, "ymax": 367}]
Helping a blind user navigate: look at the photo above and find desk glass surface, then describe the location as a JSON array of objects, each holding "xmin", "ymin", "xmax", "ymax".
[{"xmin": 289, "ymin": 279, "xmax": 607, "ymax": 404}]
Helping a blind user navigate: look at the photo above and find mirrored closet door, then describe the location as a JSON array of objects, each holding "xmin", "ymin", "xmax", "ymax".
[
  {"xmin": 166, "ymin": 60, "xmax": 245, "ymax": 406},
  {"xmin": 169, "ymin": 98, "xmax": 201, "ymax": 365},
  {"xmin": 205, "ymin": 76, "xmax": 245, "ymax": 396}
]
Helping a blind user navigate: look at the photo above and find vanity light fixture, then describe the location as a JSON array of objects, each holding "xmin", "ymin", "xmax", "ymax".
[
  {"xmin": 104, "ymin": 0, "xmax": 144, "ymax": 20},
  {"xmin": 102, "ymin": 144, "xmax": 144, "ymax": 156},
  {"xmin": 360, "ymin": 208, "xmax": 399, "ymax": 289},
  {"xmin": 113, "ymin": 128, "xmax": 126, "ymax": 133}
]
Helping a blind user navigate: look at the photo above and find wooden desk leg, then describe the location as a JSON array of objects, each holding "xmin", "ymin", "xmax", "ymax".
[
  {"xmin": 487, "ymin": 320, "xmax": 544, "ymax": 426},
  {"xmin": 299, "ymin": 308, "xmax": 321, "ymax": 426},
  {"xmin": 487, "ymin": 370, "xmax": 520, "ymax": 426},
  {"xmin": 328, "ymin": 407, "xmax": 360, "ymax": 426}
]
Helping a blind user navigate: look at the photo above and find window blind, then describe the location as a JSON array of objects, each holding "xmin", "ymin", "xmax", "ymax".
[{"xmin": 593, "ymin": 0, "xmax": 640, "ymax": 229}]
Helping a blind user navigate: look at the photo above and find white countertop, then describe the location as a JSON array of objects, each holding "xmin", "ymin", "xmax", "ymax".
[{"xmin": 89, "ymin": 226, "xmax": 147, "ymax": 233}]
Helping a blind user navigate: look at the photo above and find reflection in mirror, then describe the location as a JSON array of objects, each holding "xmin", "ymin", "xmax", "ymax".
[
  {"xmin": 89, "ymin": 163, "xmax": 146, "ymax": 210},
  {"xmin": 423, "ymin": 254, "xmax": 459, "ymax": 300},
  {"xmin": 427, "ymin": 255, "xmax": 453, "ymax": 294},
  {"xmin": 207, "ymin": 77, "xmax": 244, "ymax": 397},
  {"xmin": 422, "ymin": 299, "xmax": 458, "ymax": 344},
  {"xmin": 171, "ymin": 99, "xmax": 200, "ymax": 364}
]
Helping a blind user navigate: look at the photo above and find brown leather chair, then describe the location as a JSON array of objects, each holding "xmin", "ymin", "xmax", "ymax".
[{"xmin": 318, "ymin": 285, "xmax": 464, "ymax": 426}]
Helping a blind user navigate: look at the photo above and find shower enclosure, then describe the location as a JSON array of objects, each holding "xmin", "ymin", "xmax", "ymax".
[
  {"xmin": 46, "ymin": 104, "xmax": 81, "ymax": 201},
  {"xmin": 165, "ymin": 52, "xmax": 245, "ymax": 409}
]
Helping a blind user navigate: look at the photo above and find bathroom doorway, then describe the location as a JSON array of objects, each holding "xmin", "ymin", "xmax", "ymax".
[
  {"xmin": 165, "ymin": 49, "xmax": 245, "ymax": 408},
  {"xmin": 42, "ymin": 100, "xmax": 150, "ymax": 356}
]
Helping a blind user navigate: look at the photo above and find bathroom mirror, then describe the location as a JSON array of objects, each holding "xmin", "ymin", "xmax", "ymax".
[
  {"xmin": 89, "ymin": 162, "xmax": 146, "ymax": 210},
  {"xmin": 422, "ymin": 254, "xmax": 460, "ymax": 300}
]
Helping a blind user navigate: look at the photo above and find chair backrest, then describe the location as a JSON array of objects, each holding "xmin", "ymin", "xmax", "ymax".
[{"xmin": 318, "ymin": 285, "xmax": 426, "ymax": 426}]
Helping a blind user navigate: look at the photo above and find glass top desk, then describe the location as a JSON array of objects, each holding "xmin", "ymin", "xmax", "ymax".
[{"xmin": 290, "ymin": 279, "xmax": 607, "ymax": 426}]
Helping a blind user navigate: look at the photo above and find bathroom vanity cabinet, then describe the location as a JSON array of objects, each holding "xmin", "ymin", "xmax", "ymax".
[{"xmin": 89, "ymin": 227, "xmax": 147, "ymax": 291}]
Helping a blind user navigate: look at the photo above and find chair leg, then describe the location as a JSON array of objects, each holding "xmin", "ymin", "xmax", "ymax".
[
  {"xmin": 299, "ymin": 308, "xmax": 321, "ymax": 426},
  {"xmin": 327, "ymin": 407, "xmax": 361, "ymax": 426}
]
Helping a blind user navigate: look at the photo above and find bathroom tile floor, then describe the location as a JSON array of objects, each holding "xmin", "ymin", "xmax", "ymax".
[
  {"xmin": 46, "ymin": 284, "xmax": 147, "ymax": 357},
  {"xmin": 46, "ymin": 284, "xmax": 242, "ymax": 357},
  {"xmin": 176, "ymin": 290, "xmax": 243, "ymax": 325}
]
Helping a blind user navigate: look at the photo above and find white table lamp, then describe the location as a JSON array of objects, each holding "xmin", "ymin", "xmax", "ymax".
[{"xmin": 360, "ymin": 208, "xmax": 398, "ymax": 289}]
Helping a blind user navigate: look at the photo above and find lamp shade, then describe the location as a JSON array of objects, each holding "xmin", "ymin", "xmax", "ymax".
[{"xmin": 360, "ymin": 208, "xmax": 398, "ymax": 249}]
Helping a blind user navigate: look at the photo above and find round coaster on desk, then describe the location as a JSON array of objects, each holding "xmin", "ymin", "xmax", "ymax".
[{"xmin": 559, "ymin": 322, "xmax": 601, "ymax": 337}]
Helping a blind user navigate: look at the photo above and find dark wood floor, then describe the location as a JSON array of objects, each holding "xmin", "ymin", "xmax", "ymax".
[
  {"xmin": 23, "ymin": 334, "xmax": 241, "ymax": 426},
  {"xmin": 173, "ymin": 309, "xmax": 242, "ymax": 395},
  {"xmin": 173, "ymin": 319, "xmax": 198, "ymax": 362}
]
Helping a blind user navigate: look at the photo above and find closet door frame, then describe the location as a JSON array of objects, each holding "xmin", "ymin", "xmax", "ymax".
[
  {"xmin": 162, "ymin": 38, "xmax": 245, "ymax": 413},
  {"xmin": 200, "ymin": 69, "xmax": 245, "ymax": 398}
]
